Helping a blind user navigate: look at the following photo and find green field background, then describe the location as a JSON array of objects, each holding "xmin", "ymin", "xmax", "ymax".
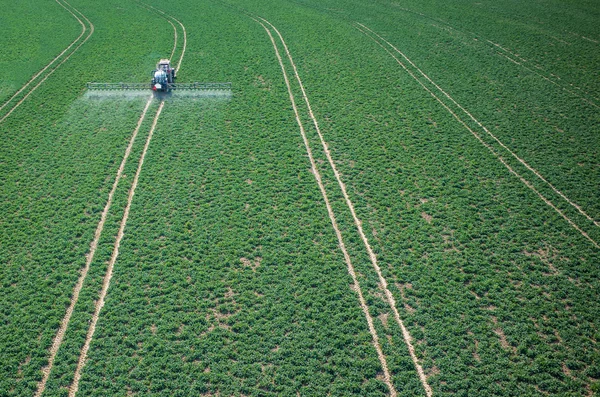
[{"xmin": 1, "ymin": 0, "xmax": 598, "ymax": 396}]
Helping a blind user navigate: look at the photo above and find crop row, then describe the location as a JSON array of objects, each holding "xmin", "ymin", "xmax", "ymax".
[
  {"xmin": 2, "ymin": 0, "xmax": 598, "ymax": 395},
  {"xmin": 0, "ymin": 1, "xmax": 80, "ymax": 105},
  {"xmin": 224, "ymin": 0, "xmax": 599, "ymax": 394},
  {"xmin": 34, "ymin": 2, "xmax": 396, "ymax": 396},
  {"xmin": 0, "ymin": 0, "xmax": 176, "ymax": 394}
]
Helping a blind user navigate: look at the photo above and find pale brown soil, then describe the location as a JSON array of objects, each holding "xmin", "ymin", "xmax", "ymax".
[
  {"xmin": 357, "ymin": 23, "xmax": 598, "ymax": 249},
  {"xmin": 69, "ymin": 102, "xmax": 165, "ymax": 397},
  {"xmin": 141, "ymin": 3, "xmax": 186, "ymax": 72},
  {"xmin": 485, "ymin": 39, "xmax": 599, "ymax": 107},
  {"xmin": 33, "ymin": 96, "xmax": 153, "ymax": 397},
  {"xmin": 262, "ymin": 17, "xmax": 431, "ymax": 396},
  {"xmin": 254, "ymin": 17, "xmax": 397, "ymax": 397},
  {"xmin": 491, "ymin": 316, "xmax": 516, "ymax": 353},
  {"xmin": 358, "ymin": 23, "xmax": 600, "ymax": 238},
  {"xmin": 0, "ymin": 0, "xmax": 85, "ymax": 114},
  {"xmin": 421, "ymin": 212, "xmax": 433, "ymax": 223},
  {"xmin": 1, "ymin": 0, "xmax": 95, "ymax": 124},
  {"xmin": 60, "ymin": 6, "xmax": 185, "ymax": 393},
  {"xmin": 240, "ymin": 257, "xmax": 261, "ymax": 271}
]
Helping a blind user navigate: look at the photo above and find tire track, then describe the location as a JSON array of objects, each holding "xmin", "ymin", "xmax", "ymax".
[
  {"xmin": 574, "ymin": 33, "xmax": 599, "ymax": 44},
  {"xmin": 141, "ymin": 2, "xmax": 186, "ymax": 72},
  {"xmin": 483, "ymin": 39, "xmax": 600, "ymax": 108},
  {"xmin": 398, "ymin": 4, "xmax": 599, "ymax": 47},
  {"xmin": 0, "ymin": 0, "xmax": 94, "ymax": 124},
  {"xmin": 33, "ymin": 96, "xmax": 153, "ymax": 397},
  {"xmin": 34, "ymin": 5, "xmax": 182, "ymax": 395},
  {"xmin": 394, "ymin": 6, "xmax": 600, "ymax": 107},
  {"xmin": 256, "ymin": 16, "xmax": 433, "ymax": 396},
  {"xmin": 65, "ymin": 6, "xmax": 185, "ymax": 395},
  {"xmin": 138, "ymin": 2, "xmax": 177, "ymax": 61},
  {"xmin": 69, "ymin": 101, "xmax": 165, "ymax": 397},
  {"xmin": 0, "ymin": 0, "xmax": 85, "ymax": 114},
  {"xmin": 358, "ymin": 23, "xmax": 600, "ymax": 229},
  {"xmin": 251, "ymin": 17, "xmax": 397, "ymax": 396},
  {"xmin": 356, "ymin": 23, "xmax": 599, "ymax": 249}
]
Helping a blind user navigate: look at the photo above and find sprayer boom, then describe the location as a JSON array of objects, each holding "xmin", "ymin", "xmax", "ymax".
[
  {"xmin": 86, "ymin": 82, "xmax": 232, "ymax": 91},
  {"xmin": 86, "ymin": 59, "xmax": 231, "ymax": 95}
]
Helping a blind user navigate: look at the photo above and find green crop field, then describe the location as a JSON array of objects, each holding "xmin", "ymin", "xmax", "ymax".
[{"xmin": 1, "ymin": 0, "xmax": 598, "ymax": 396}]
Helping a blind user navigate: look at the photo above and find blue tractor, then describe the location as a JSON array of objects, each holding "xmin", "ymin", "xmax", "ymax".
[
  {"xmin": 86, "ymin": 58, "xmax": 231, "ymax": 94},
  {"xmin": 151, "ymin": 59, "xmax": 176, "ymax": 92}
]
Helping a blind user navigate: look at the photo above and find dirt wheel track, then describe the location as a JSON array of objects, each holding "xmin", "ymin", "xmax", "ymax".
[
  {"xmin": 33, "ymin": 96, "xmax": 153, "ymax": 397},
  {"xmin": 256, "ymin": 16, "xmax": 432, "ymax": 396},
  {"xmin": 33, "ymin": 4, "xmax": 184, "ymax": 395},
  {"xmin": 140, "ymin": 2, "xmax": 187, "ymax": 72},
  {"xmin": 253, "ymin": 17, "xmax": 397, "ymax": 396},
  {"xmin": 64, "ymin": 6, "xmax": 186, "ymax": 395},
  {"xmin": 484, "ymin": 39, "xmax": 600, "ymax": 107},
  {"xmin": 0, "ymin": 0, "xmax": 94, "ymax": 124},
  {"xmin": 395, "ymin": 6, "xmax": 600, "ymax": 107},
  {"xmin": 138, "ymin": 2, "xmax": 177, "ymax": 61},
  {"xmin": 358, "ymin": 23, "xmax": 599, "ymax": 229},
  {"xmin": 356, "ymin": 23, "xmax": 599, "ymax": 249},
  {"xmin": 68, "ymin": 101, "xmax": 165, "ymax": 397},
  {"xmin": 0, "ymin": 0, "xmax": 85, "ymax": 114}
]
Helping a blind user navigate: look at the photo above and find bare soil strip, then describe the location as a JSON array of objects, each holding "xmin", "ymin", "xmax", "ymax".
[
  {"xmin": 358, "ymin": 23, "xmax": 600, "ymax": 229},
  {"xmin": 259, "ymin": 16, "xmax": 432, "ymax": 396},
  {"xmin": 0, "ymin": 0, "xmax": 94, "ymax": 124},
  {"xmin": 33, "ymin": 96, "xmax": 153, "ymax": 397},
  {"xmin": 253, "ymin": 17, "xmax": 397, "ymax": 397},
  {"xmin": 138, "ymin": 2, "xmax": 177, "ymax": 61},
  {"xmin": 141, "ymin": 2, "xmax": 186, "ymax": 72},
  {"xmin": 396, "ymin": 6, "xmax": 600, "ymax": 106},
  {"xmin": 165, "ymin": 19, "xmax": 178, "ymax": 61},
  {"xmin": 65, "ymin": 6, "xmax": 184, "ymax": 394},
  {"xmin": 579, "ymin": 35, "xmax": 599, "ymax": 44},
  {"xmin": 356, "ymin": 24, "xmax": 599, "ymax": 249},
  {"xmin": 34, "ymin": 4, "xmax": 182, "ymax": 394},
  {"xmin": 484, "ymin": 39, "xmax": 600, "ymax": 107},
  {"xmin": 0, "ymin": 0, "xmax": 86, "ymax": 114},
  {"xmin": 171, "ymin": 17, "xmax": 186, "ymax": 72},
  {"xmin": 68, "ymin": 101, "xmax": 165, "ymax": 397}
]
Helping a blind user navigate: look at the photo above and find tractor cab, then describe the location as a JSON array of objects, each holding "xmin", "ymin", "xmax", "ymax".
[
  {"xmin": 157, "ymin": 59, "xmax": 171, "ymax": 71},
  {"xmin": 151, "ymin": 59, "xmax": 176, "ymax": 92}
]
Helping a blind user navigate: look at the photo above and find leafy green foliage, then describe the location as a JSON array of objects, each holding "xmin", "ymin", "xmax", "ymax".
[
  {"xmin": 0, "ymin": 0, "xmax": 80, "ymax": 102},
  {"xmin": 1, "ymin": 0, "xmax": 598, "ymax": 396},
  {"xmin": 218, "ymin": 0, "xmax": 600, "ymax": 394},
  {"xmin": 0, "ymin": 0, "xmax": 173, "ymax": 394}
]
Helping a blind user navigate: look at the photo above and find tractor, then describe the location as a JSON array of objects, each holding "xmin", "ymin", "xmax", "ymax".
[
  {"xmin": 86, "ymin": 58, "xmax": 231, "ymax": 95},
  {"xmin": 151, "ymin": 59, "xmax": 176, "ymax": 92}
]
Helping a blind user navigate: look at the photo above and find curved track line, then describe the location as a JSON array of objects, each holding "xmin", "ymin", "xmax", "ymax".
[
  {"xmin": 356, "ymin": 24, "xmax": 599, "ymax": 249},
  {"xmin": 484, "ymin": 40, "xmax": 600, "ymax": 107},
  {"xmin": 398, "ymin": 3, "xmax": 599, "ymax": 46},
  {"xmin": 34, "ymin": 4, "xmax": 184, "ymax": 394},
  {"xmin": 69, "ymin": 101, "xmax": 165, "ymax": 397},
  {"xmin": 66, "ymin": 7, "xmax": 187, "ymax": 394},
  {"xmin": 141, "ymin": 2, "xmax": 186, "ymax": 72},
  {"xmin": 0, "ymin": 0, "xmax": 94, "ymax": 124},
  {"xmin": 395, "ymin": 6, "xmax": 599, "ymax": 107},
  {"xmin": 166, "ymin": 19, "xmax": 178, "ymax": 61},
  {"xmin": 0, "ymin": 0, "xmax": 86, "ymax": 114},
  {"xmin": 358, "ymin": 23, "xmax": 599, "ymax": 229},
  {"xmin": 138, "ymin": 2, "xmax": 177, "ymax": 61},
  {"xmin": 258, "ymin": 17, "xmax": 432, "ymax": 396},
  {"xmin": 578, "ymin": 35, "xmax": 599, "ymax": 44},
  {"xmin": 252, "ymin": 17, "xmax": 397, "ymax": 396},
  {"xmin": 33, "ymin": 96, "xmax": 153, "ymax": 397}
]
